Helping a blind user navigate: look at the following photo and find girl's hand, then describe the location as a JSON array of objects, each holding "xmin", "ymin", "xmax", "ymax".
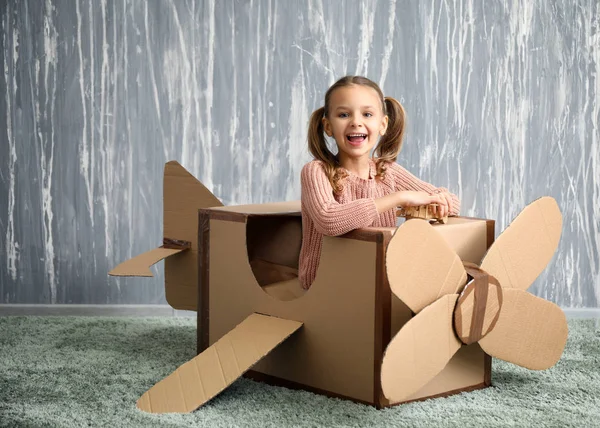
[
  {"xmin": 397, "ymin": 191, "xmax": 449, "ymax": 218},
  {"xmin": 434, "ymin": 191, "xmax": 454, "ymax": 217}
]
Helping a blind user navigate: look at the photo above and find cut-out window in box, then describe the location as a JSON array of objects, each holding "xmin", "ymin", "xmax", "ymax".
[{"xmin": 246, "ymin": 215, "xmax": 305, "ymax": 301}]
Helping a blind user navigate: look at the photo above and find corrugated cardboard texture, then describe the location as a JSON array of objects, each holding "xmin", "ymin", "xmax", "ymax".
[
  {"xmin": 401, "ymin": 344, "xmax": 487, "ymax": 403},
  {"xmin": 476, "ymin": 197, "xmax": 567, "ymax": 370},
  {"xmin": 205, "ymin": 215, "xmax": 493, "ymax": 406},
  {"xmin": 109, "ymin": 248, "xmax": 182, "ymax": 277},
  {"xmin": 208, "ymin": 219, "xmax": 378, "ymax": 403},
  {"xmin": 387, "ymin": 219, "xmax": 467, "ymax": 314},
  {"xmin": 247, "ymin": 216, "xmax": 302, "ymax": 272},
  {"xmin": 210, "ymin": 200, "xmax": 300, "ymax": 214},
  {"xmin": 261, "ymin": 278, "xmax": 306, "ymax": 301},
  {"xmin": 397, "ymin": 205, "xmax": 448, "ymax": 224},
  {"xmin": 479, "ymin": 196, "xmax": 562, "ymax": 291},
  {"xmin": 433, "ymin": 217, "xmax": 489, "ymax": 264},
  {"xmin": 478, "ymin": 289, "xmax": 568, "ymax": 370},
  {"xmin": 388, "ymin": 217, "xmax": 492, "ymax": 403},
  {"xmin": 381, "ymin": 294, "xmax": 461, "ymax": 402},
  {"xmin": 137, "ymin": 313, "xmax": 302, "ymax": 413},
  {"xmin": 163, "ymin": 161, "xmax": 222, "ymax": 311},
  {"xmin": 455, "ymin": 279, "xmax": 503, "ymax": 344}
]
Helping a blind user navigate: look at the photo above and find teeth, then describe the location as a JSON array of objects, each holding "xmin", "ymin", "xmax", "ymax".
[{"xmin": 347, "ymin": 134, "xmax": 367, "ymax": 137}]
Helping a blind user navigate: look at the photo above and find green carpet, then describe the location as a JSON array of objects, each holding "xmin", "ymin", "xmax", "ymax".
[{"xmin": 0, "ymin": 317, "xmax": 598, "ymax": 428}]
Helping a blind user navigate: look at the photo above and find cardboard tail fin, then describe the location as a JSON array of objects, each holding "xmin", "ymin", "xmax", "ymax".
[
  {"xmin": 136, "ymin": 313, "xmax": 303, "ymax": 413},
  {"xmin": 163, "ymin": 160, "xmax": 223, "ymax": 311},
  {"xmin": 109, "ymin": 247, "xmax": 185, "ymax": 277},
  {"xmin": 108, "ymin": 160, "xmax": 222, "ymax": 311}
]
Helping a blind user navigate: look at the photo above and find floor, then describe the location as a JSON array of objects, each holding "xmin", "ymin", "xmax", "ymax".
[{"xmin": 0, "ymin": 304, "xmax": 598, "ymax": 320}]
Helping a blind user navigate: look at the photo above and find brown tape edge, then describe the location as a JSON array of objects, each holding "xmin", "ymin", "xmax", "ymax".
[
  {"xmin": 484, "ymin": 352, "xmax": 492, "ymax": 386},
  {"xmin": 209, "ymin": 210, "xmax": 247, "ymax": 223},
  {"xmin": 245, "ymin": 370, "xmax": 376, "ymax": 406},
  {"xmin": 342, "ymin": 228, "xmax": 384, "ymax": 242},
  {"xmin": 483, "ymin": 219, "xmax": 495, "ymax": 385},
  {"xmin": 486, "ymin": 219, "xmax": 495, "ymax": 255},
  {"xmin": 373, "ymin": 231, "xmax": 392, "ymax": 406},
  {"xmin": 162, "ymin": 237, "xmax": 192, "ymax": 250},
  {"xmin": 382, "ymin": 382, "xmax": 490, "ymax": 408},
  {"xmin": 197, "ymin": 210, "xmax": 211, "ymax": 354},
  {"xmin": 246, "ymin": 369, "xmax": 489, "ymax": 410}
]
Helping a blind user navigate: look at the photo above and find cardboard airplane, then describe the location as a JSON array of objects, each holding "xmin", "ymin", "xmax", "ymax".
[
  {"xmin": 110, "ymin": 161, "xmax": 568, "ymax": 413},
  {"xmin": 397, "ymin": 205, "xmax": 448, "ymax": 224}
]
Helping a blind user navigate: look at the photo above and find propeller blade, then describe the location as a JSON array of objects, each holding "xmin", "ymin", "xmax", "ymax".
[
  {"xmin": 137, "ymin": 313, "xmax": 302, "ymax": 413},
  {"xmin": 480, "ymin": 197, "xmax": 562, "ymax": 291},
  {"xmin": 387, "ymin": 219, "xmax": 467, "ymax": 313},
  {"xmin": 478, "ymin": 289, "xmax": 568, "ymax": 370},
  {"xmin": 109, "ymin": 247, "xmax": 183, "ymax": 277},
  {"xmin": 381, "ymin": 294, "xmax": 461, "ymax": 402}
]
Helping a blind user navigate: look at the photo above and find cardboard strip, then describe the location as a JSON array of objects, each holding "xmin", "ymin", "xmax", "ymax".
[
  {"xmin": 137, "ymin": 313, "xmax": 303, "ymax": 413},
  {"xmin": 108, "ymin": 247, "xmax": 183, "ymax": 277},
  {"xmin": 480, "ymin": 197, "xmax": 562, "ymax": 291},
  {"xmin": 162, "ymin": 237, "xmax": 191, "ymax": 250},
  {"xmin": 454, "ymin": 263, "xmax": 503, "ymax": 345},
  {"xmin": 374, "ymin": 231, "xmax": 392, "ymax": 406},
  {"xmin": 478, "ymin": 288, "xmax": 568, "ymax": 370},
  {"xmin": 386, "ymin": 219, "xmax": 467, "ymax": 313},
  {"xmin": 381, "ymin": 294, "xmax": 461, "ymax": 403}
]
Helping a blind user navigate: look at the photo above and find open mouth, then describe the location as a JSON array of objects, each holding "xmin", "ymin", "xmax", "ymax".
[{"xmin": 346, "ymin": 133, "xmax": 367, "ymax": 145}]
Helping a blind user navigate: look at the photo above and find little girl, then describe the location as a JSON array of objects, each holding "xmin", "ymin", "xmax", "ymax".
[{"xmin": 299, "ymin": 75, "xmax": 460, "ymax": 290}]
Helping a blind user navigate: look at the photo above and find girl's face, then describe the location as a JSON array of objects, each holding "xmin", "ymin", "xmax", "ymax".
[{"xmin": 322, "ymin": 84, "xmax": 388, "ymax": 163}]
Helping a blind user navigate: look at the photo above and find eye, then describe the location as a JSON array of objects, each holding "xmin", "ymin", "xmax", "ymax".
[
  {"xmin": 364, "ymin": 112, "xmax": 373, "ymax": 118},
  {"xmin": 338, "ymin": 112, "xmax": 349, "ymax": 118}
]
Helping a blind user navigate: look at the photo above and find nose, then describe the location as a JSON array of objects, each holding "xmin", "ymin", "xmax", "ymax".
[{"xmin": 350, "ymin": 115, "xmax": 363, "ymax": 128}]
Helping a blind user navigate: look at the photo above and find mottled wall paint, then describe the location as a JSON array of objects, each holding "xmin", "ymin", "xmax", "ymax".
[{"xmin": 0, "ymin": 0, "xmax": 598, "ymax": 307}]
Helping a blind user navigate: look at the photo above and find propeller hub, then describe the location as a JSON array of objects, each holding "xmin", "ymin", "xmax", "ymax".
[{"xmin": 453, "ymin": 262, "xmax": 504, "ymax": 345}]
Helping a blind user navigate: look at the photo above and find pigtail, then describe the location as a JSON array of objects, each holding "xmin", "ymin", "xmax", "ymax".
[
  {"xmin": 307, "ymin": 107, "xmax": 347, "ymax": 193},
  {"xmin": 374, "ymin": 97, "xmax": 406, "ymax": 180}
]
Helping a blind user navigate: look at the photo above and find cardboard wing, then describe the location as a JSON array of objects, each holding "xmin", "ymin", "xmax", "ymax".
[
  {"xmin": 381, "ymin": 197, "xmax": 568, "ymax": 402},
  {"xmin": 109, "ymin": 161, "xmax": 223, "ymax": 310},
  {"xmin": 109, "ymin": 247, "xmax": 185, "ymax": 277},
  {"xmin": 137, "ymin": 313, "xmax": 303, "ymax": 413}
]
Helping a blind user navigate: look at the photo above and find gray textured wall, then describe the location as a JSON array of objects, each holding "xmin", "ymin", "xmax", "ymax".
[{"xmin": 1, "ymin": 0, "xmax": 598, "ymax": 307}]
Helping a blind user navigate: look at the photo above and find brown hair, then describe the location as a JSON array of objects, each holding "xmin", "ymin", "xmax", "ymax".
[{"xmin": 307, "ymin": 75, "xmax": 406, "ymax": 193}]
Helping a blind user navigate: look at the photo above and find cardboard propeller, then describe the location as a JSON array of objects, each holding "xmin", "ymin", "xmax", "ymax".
[
  {"xmin": 381, "ymin": 196, "xmax": 568, "ymax": 402},
  {"xmin": 109, "ymin": 161, "xmax": 222, "ymax": 310}
]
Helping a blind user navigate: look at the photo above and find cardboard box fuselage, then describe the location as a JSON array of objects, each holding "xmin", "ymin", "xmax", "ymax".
[{"xmin": 197, "ymin": 203, "xmax": 494, "ymax": 408}]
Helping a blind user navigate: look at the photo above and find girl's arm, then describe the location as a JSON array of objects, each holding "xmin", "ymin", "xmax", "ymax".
[
  {"xmin": 301, "ymin": 162, "xmax": 379, "ymax": 236},
  {"xmin": 386, "ymin": 162, "xmax": 461, "ymax": 216}
]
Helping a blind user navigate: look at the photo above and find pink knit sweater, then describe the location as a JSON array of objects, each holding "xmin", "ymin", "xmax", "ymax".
[{"xmin": 298, "ymin": 159, "xmax": 461, "ymax": 289}]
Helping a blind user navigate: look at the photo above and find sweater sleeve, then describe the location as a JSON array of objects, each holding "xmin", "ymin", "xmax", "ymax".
[
  {"xmin": 301, "ymin": 161, "xmax": 379, "ymax": 236},
  {"xmin": 387, "ymin": 162, "xmax": 461, "ymax": 215}
]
